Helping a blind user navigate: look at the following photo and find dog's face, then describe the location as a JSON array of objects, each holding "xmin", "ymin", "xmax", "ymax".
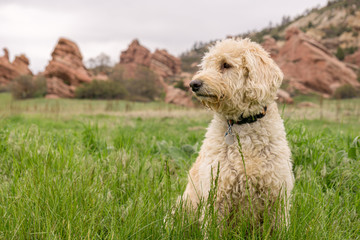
[{"xmin": 190, "ymin": 38, "xmax": 283, "ymax": 119}]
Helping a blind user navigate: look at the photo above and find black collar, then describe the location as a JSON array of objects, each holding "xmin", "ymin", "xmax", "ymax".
[{"xmin": 227, "ymin": 106, "xmax": 267, "ymax": 126}]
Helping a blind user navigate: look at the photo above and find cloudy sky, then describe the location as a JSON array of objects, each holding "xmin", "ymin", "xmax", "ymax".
[{"xmin": 0, "ymin": 0, "xmax": 327, "ymax": 73}]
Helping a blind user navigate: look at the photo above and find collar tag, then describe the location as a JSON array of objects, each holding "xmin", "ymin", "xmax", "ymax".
[{"xmin": 224, "ymin": 120, "xmax": 235, "ymax": 145}]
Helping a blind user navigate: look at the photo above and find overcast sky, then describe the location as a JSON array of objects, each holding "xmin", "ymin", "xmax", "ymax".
[{"xmin": 0, "ymin": 0, "xmax": 328, "ymax": 73}]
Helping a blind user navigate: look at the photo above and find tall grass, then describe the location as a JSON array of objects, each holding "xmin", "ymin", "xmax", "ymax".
[{"xmin": 0, "ymin": 93, "xmax": 359, "ymax": 239}]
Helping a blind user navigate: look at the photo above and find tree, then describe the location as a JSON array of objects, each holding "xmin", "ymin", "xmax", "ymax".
[{"xmin": 86, "ymin": 53, "xmax": 113, "ymax": 75}]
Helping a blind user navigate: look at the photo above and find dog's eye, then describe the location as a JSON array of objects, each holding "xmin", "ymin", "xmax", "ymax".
[{"xmin": 222, "ymin": 62, "xmax": 231, "ymax": 69}]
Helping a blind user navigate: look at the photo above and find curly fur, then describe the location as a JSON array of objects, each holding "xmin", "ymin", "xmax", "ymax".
[{"xmin": 182, "ymin": 38, "xmax": 294, "ymax": 226}]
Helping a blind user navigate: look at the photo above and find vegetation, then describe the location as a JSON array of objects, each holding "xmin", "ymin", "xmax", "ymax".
[
  {"xmin": 110, "ymin": 65, "xmax": 162, "ymax": 102},
  {"xmin": 75, "ymin": 80, "xmax": 127, "ymax": 100},
  {"xmin": 335, "ymin": 46, "xmax": 358, "ymax": 60},
  {"xmin": 86, "ymin": 53, "xmax": 114, "ymax": 75},
  {"xmin": 11, "ymin": 75, "xmax": 46, "ymax": 99},
  {"xmin": 0, "ymin": 93, "xmax": 359, "ymax": 239},
  {"xmin": 333, "ymin": 84, "xmax": 359, "ymax": 99},
  {"xmin": 75, "ymin": 64, "xmax": 162, "ymax": 102}
]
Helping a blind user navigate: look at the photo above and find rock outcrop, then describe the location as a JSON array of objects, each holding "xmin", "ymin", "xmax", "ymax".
[
  {"xmin": 120, "ymin": 39, "xmax": 151, "ymax": 66},
  {"xmin": 119, "ymin": 39, "xmax": 182, "ymax": 81},
  {"xmin": 273, "ymin": 27, "xmax": 359, "ymax": 96},
  {"xmin": 44, "ymin": 38, "xmax": 91, "ymax": 98},
  {"xmin": 262, "ymin": 36, "xmax": 280, "ymax": 58},
  {"xmin": 165, "ymin": 85, "xmax": 194, "ymax": 107},
  {"xmin": 344, "ymin": 48, "xmax": 360, "ymax": 67},
  {"xmin": 276, "ymin": 89, "xmax": 293, "ymax": 104},
  {"xmin": 0, "ymin": 48, "xmax": 33, "ymax": 85},
  {"xmin": 119, "ymin": 39, "xmax": 192, "ymax": 106},
  {"xmin": 150, "ymin": 49, "xmax": 181, "ymax": 79}
]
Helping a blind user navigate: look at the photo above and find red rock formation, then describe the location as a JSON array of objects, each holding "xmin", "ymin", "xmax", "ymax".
[
  {"xmin": 165, "ymin": 85, "xmax": 194, "ymax": 107},
  {"xmin": 277, "ymin": 89, "xmax": 293, "ymax": 104},
  {"xmin": 262, "ymin": 36, "xmax": 280, "ymax": 58},
  {"xmin": 120, "ymin": 39, "xmax": 151, "ymax": 66},
  {"xmin": 344, "ymin": 48, "xmax": 360, "ymax": 67},
  {"xmin": 44, "ymin": 38, "xmax": 91, "ymax": 98},
  {"xmin": 274, "ymin": 27, "xmax": 359, "ymax": 95},
  {"xmin": 119, "ymin": 39, "xmax": 193, "ymax": 106},
  {"xmin": 12, "ymin": 55, "xmax": 32, "ymax": 76},
  {"xmin": 150, "ymin": 49, "xmax": 181, "ymax": 79},
  {"xmin": 119, "ymin": 40, "xmax": 182, "ymax": 81},
  {"xmin": 0, "ymin": 48, "xmax": 33, "ymax": 85}
]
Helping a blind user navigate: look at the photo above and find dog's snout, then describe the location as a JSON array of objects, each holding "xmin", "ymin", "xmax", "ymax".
[{"xmin": 190, "ymin": 79, "xmax": 203, "ymax": 92}]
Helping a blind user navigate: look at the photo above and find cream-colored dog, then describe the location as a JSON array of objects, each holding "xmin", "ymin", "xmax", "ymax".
[{"xmin": 183, "ymin": 38, "xmax": 294, "ymax": 226}]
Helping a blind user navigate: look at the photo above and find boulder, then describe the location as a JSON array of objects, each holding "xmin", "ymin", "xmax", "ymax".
[
  {"xmin": 276, "ymin": 89, "xmax": 293, "ymax": 104},
  {"xmin": 274, "ymin": 27, "xmax": 360, "ymax": 95},
  {"xmin": 297, "ymin": 102, "xmax": 319, "ymax": 108},
  {"xmin": 44, "ymin": 38, "xmax": 91, "ymax": 98},
  {"xmin": 0, "ymin": 48, "xmax": 33, "ymax": 85},
  {"xmin": 165, "ymin": 85, "xmax": 194, "ymax": 107},
  {"xmin": 46, "ymin": 77, "xmax": 74, "ymax": 98}
]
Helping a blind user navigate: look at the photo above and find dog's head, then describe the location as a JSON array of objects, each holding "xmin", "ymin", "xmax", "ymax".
[{"xmin": 190, "ymin": 38, "xmax": 283, "ymax": 119}]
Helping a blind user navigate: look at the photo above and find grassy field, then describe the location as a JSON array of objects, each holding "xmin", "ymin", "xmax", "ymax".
[{"xmin": 0, "ymin": 93, "xmax": 359, "ymax": 239}]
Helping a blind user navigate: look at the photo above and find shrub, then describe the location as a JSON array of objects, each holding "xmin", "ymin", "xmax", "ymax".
[
  {"xmin": 174, "ymin": 79, "xmax": 187, "ymax": 91},
  {"xmin": 333, "ymin": 84, "xmax": 359, "ymax": 99},
  {"xmin": 335, "ymin": 47, "xmax": 345, "ymax": 60},
  {"xmin": 0, "ymin": 84, "xmax": 10, "ymax": 93},
  {"xmin": 11, "ymin": 75, "xmax": 46, "ymax": 99},
  {"xmin": 75, "ymin": 80, "xmax": 127, "ymax": 99},
  {"xmin": 110, "ymin": 65, "xmax": 162, "ymax": 102}
]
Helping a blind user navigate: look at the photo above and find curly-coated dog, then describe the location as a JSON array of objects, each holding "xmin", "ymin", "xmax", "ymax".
[{"xmin": 183, "ymin": 38, "xmax": 294, "ymax": 227}]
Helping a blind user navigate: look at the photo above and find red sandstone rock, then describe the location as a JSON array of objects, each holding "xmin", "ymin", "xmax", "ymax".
[
  {"xmin": 274, "ymin": 27, "xmax": 359, "ymax": 95},
  {"xmin": 276, "ymin": 89, "xmax": 293, "ymax": 104},
  {"xmin": 119, "ymin": 39, "xmax": 193, "ymax": 106},
  {"xmin": 119, "ymin": 40, "xmax": 182, "ymax": 81},
  {"xmin": 150, "ymin": 49, "xmax": 182, "ymax": 79},
  {"xmin": 297, "ymin": 102, "xmax": 319, "ymax": 108},
  {"xmin": 46, "ymin": 77, "xmax": 74, "ymax": 98},
  {"xmin": 262, "ymin": 36, "xmax": 280, "ymax": 58},
  {"xmin": 344, "ymin": 49, "xmax": 360, "ymax": 66},
  {"xmin": 120, "ymin": 39, "xmax": 151, "ymax": 66},
  {"xmin": 165, "ymin": 85, "xmax": 194, "ymax": 107},
  {"xmin": 12, "ymin": 55, "xmax": 32, "ymax": 76},
  {"xmin": 0, "ymin": 48, "xmax": 33, "ymax": 85},
  {"xmin": 44, "ymin": 38, "xmax": 91, "ymax": 98}
]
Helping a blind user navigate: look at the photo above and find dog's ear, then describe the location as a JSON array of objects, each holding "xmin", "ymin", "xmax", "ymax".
[{"xmin": 242, "ymin": 50, "xmax": 283, "ymax": 104}]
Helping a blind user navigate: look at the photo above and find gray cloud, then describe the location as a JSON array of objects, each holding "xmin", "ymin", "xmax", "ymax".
[{"xmin": 0, "ymin": 0, "xmax": 327, "ymax": 73}]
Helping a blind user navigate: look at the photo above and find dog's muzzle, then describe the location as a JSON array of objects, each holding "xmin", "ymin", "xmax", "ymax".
[{"xmin": 189, "ymin": 79, "xmax": 203, "ymax": 92}]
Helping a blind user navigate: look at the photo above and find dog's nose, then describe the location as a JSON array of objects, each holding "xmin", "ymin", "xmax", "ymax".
[{"xmin": 189, "ymin": 79, "xmax": 203, "ymax": 92}]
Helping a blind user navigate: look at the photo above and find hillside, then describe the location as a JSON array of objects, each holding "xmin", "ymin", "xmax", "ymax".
[{"xmin": 180, "ymin": 0, "xmax": 360, "ymax": 97}]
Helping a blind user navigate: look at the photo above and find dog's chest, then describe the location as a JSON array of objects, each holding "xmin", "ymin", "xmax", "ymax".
[{"xmin": 199, "ymin": 128, "xmax": 272, "ymax": 197}]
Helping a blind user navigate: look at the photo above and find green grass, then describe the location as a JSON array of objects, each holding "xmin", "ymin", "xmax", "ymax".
[{"xmin": 0, "ymin": 93, "xmax": 359, "ymax": 239}]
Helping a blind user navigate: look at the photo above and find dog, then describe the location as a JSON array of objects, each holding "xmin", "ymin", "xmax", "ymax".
[{"xmin": 182, "ymin": 38, "xmax": 294, "ymax": 227}]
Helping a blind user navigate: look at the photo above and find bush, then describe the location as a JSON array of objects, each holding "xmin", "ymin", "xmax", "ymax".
[
  {"xmin": 75, "ymin": 80, "xmax": 127, "ymax": 99},
  {"xmin": 333, "ymin": 84, "xmax": 359, "ymax": 99},
  {"xmin": 110, "ymin": 65, "xmax": 162, "ymax": 102},
  {"xmin": 11, "ymin": 75, "xmax": 46, "ymax": 99},
  {"xmin": 336, "ymin": 46, "xmax": 358, "ymax": 61},
  {"xmin": 335, "ymin": 47, "xmax": 345, "ymax": 60},
  {"xmin": 0, "ymin": 84, "xmax": 10, "ymax": 93}
]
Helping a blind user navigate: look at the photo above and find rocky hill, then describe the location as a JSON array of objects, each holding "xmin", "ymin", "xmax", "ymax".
[{"xmin": 180, "ymin": 0, "xmax": 360, "ymax": 98}]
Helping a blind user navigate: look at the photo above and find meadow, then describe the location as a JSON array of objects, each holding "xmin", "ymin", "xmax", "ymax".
[{"xmin": 0, "ymin": 92, "xmax": 359, "ymax": 239}]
